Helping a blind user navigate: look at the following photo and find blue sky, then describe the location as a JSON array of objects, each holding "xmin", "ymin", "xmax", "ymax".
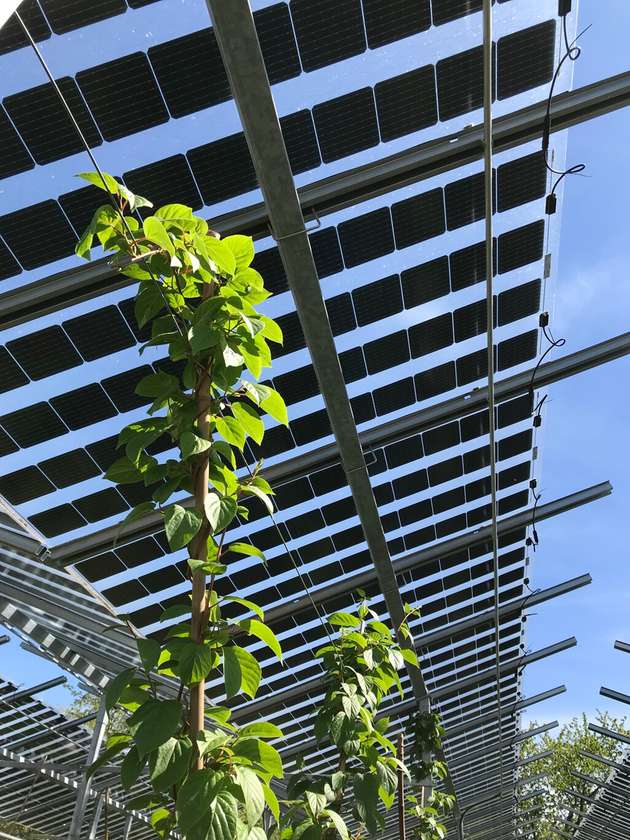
[{"xmin": 0, "ymin": 0, "xmax": 627, "ymax": 734}]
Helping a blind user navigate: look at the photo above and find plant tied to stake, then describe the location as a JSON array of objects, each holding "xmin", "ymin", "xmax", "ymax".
[
  {"xmin": 77, "ymin": 171, "xmax": 290, "ymax": 839},
  {"xmin": 405, "ymin": 712, "xmax": 455, "ymax": 840}
]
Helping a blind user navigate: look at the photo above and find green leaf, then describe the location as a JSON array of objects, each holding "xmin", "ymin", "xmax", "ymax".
[
  {"xmin": 223, "ymin": 344, "xmax": 244, "ymax": 368},
  {"xmin": 151, "ymin": 807, "xmax": 174, "ymax": 840},
  {"xmin": 239, "ymin": 721, "xmax": 283, "ymax": 739},
  {"xmin": 223, "ymin": 235, "xmax": 254, "ymax": 270},
  {"xmin": 228, "ymin": 542, "xmax": 265, "ymax": 563},
  {"xmin": 222, "ymin": 595, "xmax": 264, "ymax": 620},
  {"xmin": 215, "ymin": 415, "xmax": 246, "ymax": 450},
  {"xmin": 86, "ymin": 739, "xmax": 129, "ymax": 778},
  {"xmin": 197, "ymin": 730, "xmax": 230, "ymax": 759},
  {"xmin": 204, "ymin": 492, "xmax": 238, "ymax": 535},
  {"xmin": 206, "ymin": 791, "xmax": 238, "ymax": 840},
  {"xmin": 176, "ymin": 769, "xmax": 225, "ymax": 833},
  {"xmin": 261, "ymin": 387, "xmax": 289, "ymax": 427},
  {"xmin": 232, "ymin": 737, "xmax": 283, "ymax": 779},
  {"xmin": 76, "ymin": 223, "xmax": 95, "ymax": 261},
  {"xmin": 259, "ymin": 315, "xmax": 283, "ymax": 344},
  {"xmin": 149, "ymin": 737, "xmax": 192, "ymax": 791},
  {"xmin": 178, "ymin": 641, "xmax": 215, "ymax": 685},
  {"xmin": 180, "ymin": 431, "xmax": 211, "ymax": 458},
  {"xmin": 155, "ymin": 203, "xmax": 193, "ymax": 223},
  {"xmin": 135, "ymin": 370, "xmax": 179, "ymax": 399},
  {"xmin": 231, "ymin": 402, "xmax": 264, "ymax": 445},
  {"xmin": 78, "ymin": 171, "xmax": 120, "ymax": 195},
  {"xmin": 328, "ymin": 612, "xmax": 361, "ymax": 628},
  {"xmin": 135, "ymin": 282, "xmax": 164, "ymax": 329},
  {"xmin": 143, "ymin": 216, "xmax": 175, "ymax": 256},
  {"xmin": 121, "ymin": 745, "xmax": 146, "ymax": 790},
  {"xmin": 247, "ymin": 483, "xmax": 274, "ymax": 515},
  {"xmin": 204, "ymin": 237, "xmax": 237, "ymax": 276},
  {"xmin": 164, "ymin": 504, "xmax": 203, "ymax": 551},
  {"xmin": 234, "ymin": 766, "xmax": 264, "ymax": 827},
  {"xmin": 105, "ymin": 667, "xmax": 136, "ymax": 711},
  {"xmin": 263, "ymin": 784, "xmax": 280, "ymax": 821},
  {"xmin": 129, "ymin": 699, "xmax": 182, "ymax": 756},
  {"xmin": 105, "ymin": 456, "xmax": 143, "ymax": 484},
  {"xmin": 159, "ymin": 602, "xmax": 191, "ymax": 622},
  {"xmin": 238, "ymin": 618, "xmax": 282, "ymax": 661},
  {"xmin": 137, "ymin": 638, "xmax": 161, "ymax": 672},
  {"xmin": 118, "ymin": 183, "xmax": 153, "ymax": 212},
  {"xmin": 306, "ymin": 791, "xmax": 327, "ymax": 818},
  {"xmin": 400, "ymin": 647, "xmax": 419, "ymax": 667},
  {"xmin": 323, "ymin": 809, "xmax": 350, "ymax": 840},
  {"xmin": 121, "ymin": 501, "xmax": 156, "ymax": 529},
  {"xmin": 223, "ymin": 646, "xmax": 261, "ymax": 699}
]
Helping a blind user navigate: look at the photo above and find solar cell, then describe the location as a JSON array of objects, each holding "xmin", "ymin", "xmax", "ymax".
[
  {"xmin": 0, "ymin": 1, "xmax": 51, "ymax": 56},
  {"xmin": 59, "ymin": 183, "xmax": 113, "ymax": 237},
  {"xmin": 338, "ymin": 207, "xmax": 394, "ymax": 268},
  {"xmin": 0, "ymin": 238, "xmax": 21, "ymax": 281},
  {"xmin": 1, "ymin": 401, "xmax": 67, "ymax": 448},
  {"xmin": 77, "ymin": 52, "xmax": 169, "ymax": 141},
  {"xmin": 101, "ymin": 365, "xmax": 153, "ymax": 413},
  {"xmin": 325, "ymin": 293, "xmax": 356, "ymax": 335},
  {"xmin": 445, "ymin": 171, "xmax": 495, "ymax": 231},
  {"xmin": 73, "ymin": 487, "xmax": 128, "ymax": 523},
  {"xmin": 362, "ymin": 0, "xmax": 430, "ymax": 49},
  {"xmin": 313, "ymin": 88, "xmax": 379, "ymax": 162},
  {"xmin": 85, "ymin": 434, "xmax": 118, "ymax": 472},
  {"xmin": 373, "ymin": 378, "xmax": 414, "ymax": 415},
  {"xmin": 290, "ymin": 0, "xmax": 366, "ymax": 72},
  {"xmin": 63, "ymin": 305, "xmax": 136, "ymax": 361},
  {"xmin": 252, "ymin": 247, "xmax": 287, "ymax": 296},
  {"xmin": 124, "ymin": 155, "xmax": 203, "ymax": 214},
  {"xmin": 280, "ymin": 110, "xmax": 321, "ymax": 175},
  {"xmin": 363, "ymin": 329, "xmax": 410, "ymax": 374},
  {"xmin": 450, "ymin": 239, "xmax": 497, "ymax": 291},
  {"xmin": 30, "ymin": 503, "xmax": 86, "ymax": 537},
  {"xmin": 76, "ymin": 550, "xmax": 125, "ymax": 582},
  {"xmin": 498, "ymin": 220, "xmax": 545, "ymax": 273},
  {"xmin": 4, "ymin": 77, "xmax": 101, "ymax": 165},
  {"xmin": 0, "ymin": 200, "xmax": 76, "ymax": 270},
  {"xmin": 391, "ymin": 188, "xmax": 446, "ymax": 249},
  {"xmin": 0, "ymin": 465, "xmax": 54, "ymax": 505},
  {"xmin": 254, "ymin": 3, "xmax": 302, "ymax": 84},
  {"xmin": 310, "ymin": 228, "xmax": 344, "ymax": 278},
  {"xmin": 50, "ymin": 383, "xmax": 117, "ymax": 430},
  {"xmin": 39, "ymin": 447, "xmax": 100, "ymax": 489},
  {"xmin": 39, "ymin": 0, "xmax": 126, "ymax": 34},
  {"xmin": 437, "ymin": 44, "xmax": 487, "ymax": 122},
  {"xmin": 187, "ymin": 132, "xmax": 257, "ymax": 205},
  {"xmin": 409, "ymin": 312, "xmax": 454, "ymax": 357},
  {"xmin": 497, "ymin": 278, "xmax": 541, "ymax": 326},
  {"xmin": 401, "ymin": 256, "xmax": 450, "ymax": 308},
  {"xmin": 432, "ymin": 0, "xmax": 482, "ymax": 26},
  {"xmin": 274, "ymin": 364, "xmax": 319, "ymax": 405},
  {"xmin": 374, "ymin": 65, "xmax": 437, "ymax": 142},
  {"xmin": 497, "ymin": 150, "xmax": 547, "ymax": 212},
  {"xmin": 352, "ymin": 274, "xmax": 402, "ymax": 326},
  {"xmin": 414, "ymin": 360, "xmax": 456, "ymax": 400},
  {"xmin": 0, "ymin": 346, "xmax": 28, "ymax": 392},
  {"xmin": 7, "ymin": 325, "xmax": 82, "ymax": 381},
  {"xmin": 497, "ymin": 20, "xmax": 556, "ymax": 100}
]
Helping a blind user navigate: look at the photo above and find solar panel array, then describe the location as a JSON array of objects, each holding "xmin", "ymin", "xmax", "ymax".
[{"xmin": 0, "ymin": 1, "xmax": 584, "ymax": 837}]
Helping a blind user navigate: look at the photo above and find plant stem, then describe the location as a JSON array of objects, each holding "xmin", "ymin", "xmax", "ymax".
[{"xmin": 189, "ymin": 281, "xmax": 213, "ymax": 765}]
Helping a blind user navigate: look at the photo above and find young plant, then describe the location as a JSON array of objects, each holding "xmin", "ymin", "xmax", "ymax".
[
  {"xmin": 282, "ymin": 598, "xmax": 418, "ymax": 838},
  {"xmin": 405, "ymin": 711, "xmax": 455, "ymax": 840},
  {"xmin": 76, "ymin": 172, "xmax": 288, "ymax": 839}
]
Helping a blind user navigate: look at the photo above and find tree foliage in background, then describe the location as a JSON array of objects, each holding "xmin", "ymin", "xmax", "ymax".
[{"xmin": 516, "ymin": 711, "xmax": 630, "ymax": 838}]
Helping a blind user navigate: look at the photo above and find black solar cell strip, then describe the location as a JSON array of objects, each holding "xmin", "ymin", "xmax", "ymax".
[
  {"xmin": 414, "ymin": 360, "xmax": 456, "ymax": 401},
  {"xmin": 7, "ymin": 326, "xmax": 82, "ymax": 381},
  {"xmin": 124, "ymin": 155, "xmax": 202, "ymax": 215},
  {"xmin": 463, "ymin": 443, "xmax": 489, "ymax": 474},
  {"xmin": 86, "ymin": 435, "xmax": 118, "ymax": 473},
  {"xmin": 252, "ymin": 424, "xmax": 295, "ymax": 459},
  {"xmin": 102, "ymin": 577, "xmax": 148, "ymax": 607},
  {"xmin": 409, "ymin": 312, "xmax": 454, "ymax": 358},
  {"xmin": 385, "ymin": 434, "xmax": 423, "ymax": 469},
  {"xmin": 118, "ymin": 297, "xmax": 150, "ymax": 343},
  {"xmin": 50, "ymin": 383, "xmax": 117, "ymax": 430},
  {"xmin": 497, "ymin": 20, "xmax": 556, "ymax": 101},
  {"xmin": 445, "ymin": 171, "xmax": 496, "ymax": 231},
  {"xmin": 1, "ymin": 401, "xmax": 67, "ymax": 448},
  {"xmin": 77, "ymin": 52, "xmax": 169, "ymax": 142},
  {"xmin": 39, "ymin": 447, "xmax": 100, "ymax": 489},
  {"xmin": 141, "ymin": 564, "xmax": 185, "ymax": 594},
  {"xmin": 322, "ymin": 496, "xmax": 356, "ymax": 526},
  {"xmin": 0, "ymin": 106, "xmax": 34, "ymax": 181},
  {"xmin": 497, "ymin": 329, "xmax": 538, "ymax": 371},
  {"xmin": 392, "ymin": 468, "xmax": 428, "ymax": 500},
  {"xmin": 497, "ymin": 151, "xmax": 547, "ymax": 213},
  {"xmin": 148, "ymin": 28, "xmax": 230, "ymax": 119},
  {"xmin": 391, "ymin": 188, "xmax": 445, "ymax": 249},
  {"xmin": 255, "ymin": 3, "xmax": 302, "ymax": 84},
  {"xmin": 116, "ymin": 535, "xmax": 164, "ymax": 569},
  {"xmin": 499, "ymin": 461, "xmax": 530, "ymax": 490},
  {"xmin": 63, "ymin": 305, "xmax": 136, "ymax": 361},
  {"xmin": 497, "ymin": 392, "xmax": 532, "ymax": 428},
  {"xmin": 498, "ymin": 220, "xmax": 544, "ymax": 273},
  {"xmin": 401, "ymin": 257, "xmax": 450, "ymax": 309},
  {"xmin": 0, "ymin": 466, "xmax": 55, "ymax": 505},
  {"xmin": 372, "ymin": 378, "xmax": 414, "ymax": 415},
  {"xmin": 291, "ymin": 408, "xmax": 332, "ymax": 446},
  {"xmin": 270, "ymin": 311, "xmax": 305, "ymax": 359},
  {"xmin": 274, "ymin": 364, "xmax": 319, "ymax": 405},
  {"xmin": 252, "ymin": 247, "xmax": 287, "ymax": 296},
  {"xmin": 313, "ymin": 88, "xmax": 379, "ymax": 163},
  {"xmin": 449, "ymin": 238, "xmax": 496, "ymax": 291},
  {"xmin": 460, "ymin": 409, "xmax": 488, "ymax": 442},
  {"xmin": 73, "ymin": 487, "xmax": 128, "ymax": 523},
  {"xmin": 273, "ymin": 477, "xmax": 314, "ymax": 510},
  {"xmin": 437, "ymin": 44, "xmax": 495, "ymax": 122},
  {"xmin": 76, "ymin": 551, "xmax": 125, "ymax": 582},
  {"xmin": 4, "ymin": 77, "xmax": 101, "ymax": 165},
  {"xmin": 310, "ymin": 463, "xmax": 346, "ymax": 495},
  {"xmin": 456, "ymin": 346, "xmax": 490, "ymax": 387},
  {"xmin": 280, "ymin": 110, "xmax": 321, "ymax": 175},
  {"xmin": 58, "ymin": 184, "xmax": 113, "ymax": 237},
  {"xmin": 428, "ymin": 455, "xmax": 462, "ymax": 487},
  {"xmin": 432, "ymin": 486, "xmax": 465, "ymax": 515},
  {"xmin": 374, "ymin": 65, "xmax": 437, "ymax": 142},
  {"xmin": 286, "ymin": 508, "xmax": 326, "ymax": 539},
  {"xmin": 0, "ymin": 1, "xmax": 51, "ymax": 56},
  {"xmin": 30, "ymin": 503, "xmax": 86, "ymax": 538},
  {"xmin": 39, "ymin": 0, "xmax": 125, "ymax": 34},
  {"xmin": 325, "ymin": 293, "xmax": 356, "ymax": 335},
  {"xmin": 362, "ymin": 0, "xmax": 430, "ymax": 48},
  {"xmin": 0, "ymin": 201, "xmax": 76, "ymax": 270},
  {"xmin": 0, "ymin": 429, "xmax": 18, "ymax": 457},
  {"xmin": 424, "ymin": 421, "xmax": 460, "ymax": 456},
  {"xmin": 0, "ymin": 347, "xmax": 28, "ymax": 393},
  {"xmin": 363, "ymin": 329, "xmax": 409, "ymax": 375},
  {"xmin": 352, "ymin": 274, "xmax": 402, "ymax": 326},
  {"xmin": 497, "ymin": 278, "xmax": 541, "ymax": 326},
  {"xmin": 127, "ymin": 0, "xmax": 161, "ymax": 6},
  {"xmin": 311, "ymin": 227, "xmax": 344, "ymax": 278},
  {"xmin": 453, "ymin": 296, "xmax": 496, "ymax": 342},
  {"xmin": 290, "ymin": 0, "xmax": 366, "ymax": 72},
  {"xmin": 338, "ymin": 207, "xmax": 394, "ymax": 268},
  {"xmin": 187, "ymin": 133, "xmax": 257, "ymax": 206},
  {"xmin": 432, "ymin": 0, "xmax": 482, "ymax": 25},
  {"xmin": 0, "ymin": 238, "xmax": 21, "ymax": 281},
  {"xmin": 101, "ymin": 365, "xmax": 153, "ymax": 413}
]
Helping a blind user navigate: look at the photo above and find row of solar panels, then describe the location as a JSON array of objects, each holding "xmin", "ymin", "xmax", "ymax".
[{"xmin": 0, "ymin": 10, "xmax": 554, "ymax": 275}]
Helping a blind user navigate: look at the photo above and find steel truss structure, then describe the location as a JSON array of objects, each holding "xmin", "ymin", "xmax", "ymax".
[{"xmin": 0, "ymin": 0, "xmax": 628, "ymax": 838}]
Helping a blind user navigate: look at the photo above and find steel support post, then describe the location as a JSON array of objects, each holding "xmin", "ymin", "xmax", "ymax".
[
  {"xmin": 205, "ymin": 0, "xmax": 448, "ymax": 811},
  {"xmin": 67, "ymin": 695, "xmax": 108, "ymax": 840}
]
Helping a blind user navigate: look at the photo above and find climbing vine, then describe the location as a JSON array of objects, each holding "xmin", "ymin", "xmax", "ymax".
[{"xmin": 405, "ymin": 712, "xmax": 455, "ymax": 840}]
